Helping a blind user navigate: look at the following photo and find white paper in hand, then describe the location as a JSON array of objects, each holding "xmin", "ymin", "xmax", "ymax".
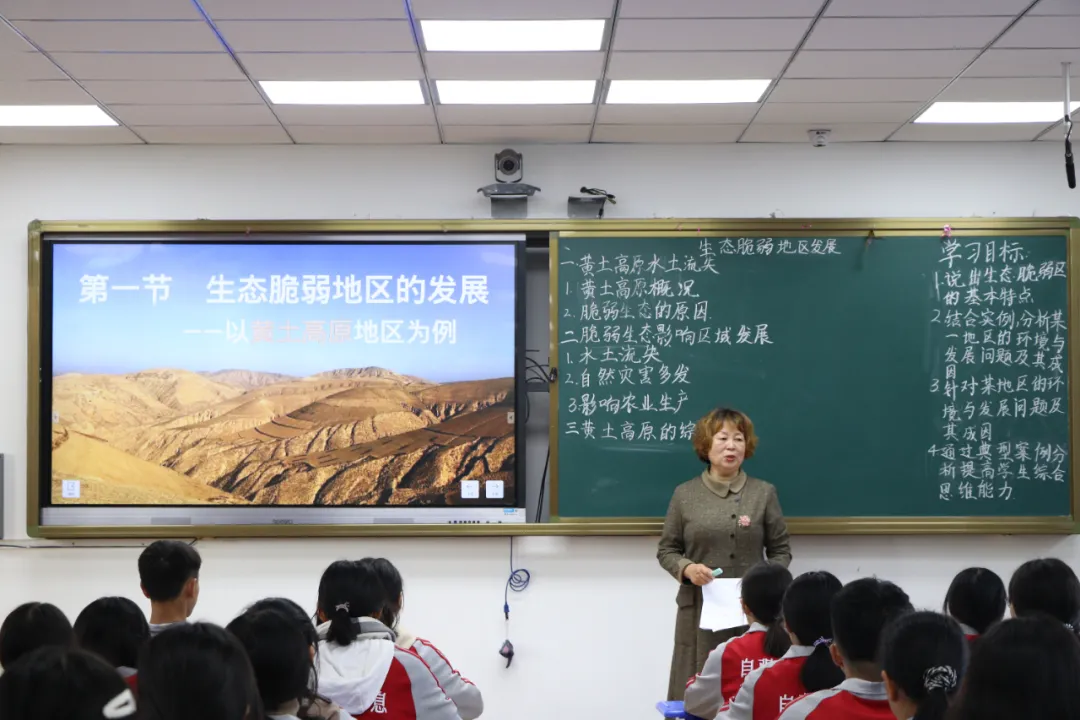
[{"xmin": 699, "ymin": 579, "xmax": 745, "ymax": 631}]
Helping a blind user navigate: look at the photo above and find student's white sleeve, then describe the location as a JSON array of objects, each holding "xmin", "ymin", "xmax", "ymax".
[
  {"xmin": 411, "ymin": 640, "xmax": 484, "ymax": 720},
  {"xmin": 775, "ymin": 689, "xmax": 836, "ymax": 720},
  {"xmin": 396, "ymin": 648, "xmax": 463, "ymax": 720},
  {"xmin": 717, "ymin": 662, "xmax": 764, "ymax": 720},
  {"xmin": 684, "ymin": 640, "xmax": 728, "ymax": 719}
]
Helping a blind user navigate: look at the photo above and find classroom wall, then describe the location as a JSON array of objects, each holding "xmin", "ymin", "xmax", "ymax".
[{"xmin": 0, "ymin": 142, "xmax": 1078, "ymax": 720}]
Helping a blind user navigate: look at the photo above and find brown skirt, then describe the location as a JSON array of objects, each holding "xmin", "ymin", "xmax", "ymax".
[{"xmin": 667, "ymin": 584, "xmax": 748, "ymax": 701}]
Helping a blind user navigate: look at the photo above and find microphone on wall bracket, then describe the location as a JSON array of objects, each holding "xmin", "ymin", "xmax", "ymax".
[{"xmin": 1063, "ymin": 62, "xmax": 1075, "ymax": 189}]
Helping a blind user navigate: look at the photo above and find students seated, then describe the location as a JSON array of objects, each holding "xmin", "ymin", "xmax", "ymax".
[
  {"xmin": 0, "ymin": 646, "xmax": 136, "ymax": 720},
  {"xmin": 0, "ymin": 601, "xmax": 74, "ymax": 669},
  {"xmin": 777, "ymin": 578, "xmax": 912, "ymax": 720},
  {"xmin": 369, "ymin": 557, "xmax": 485, "ymax": 720},
  {"xmin": 722, "ymin": 571, "xmax": 844, "ymax": 720},
  {"xmin": 943, "ymin": 568, "xmax": 1006, "ymax": 641},
  {"xmin": 1007, "ymin": 557, "xmax": 1080, "ymax": 630},
  {"xmin": 948, "ymin": 615, "xmax": 1080, "ymax": 720},
  {"xmin": 880, "ymin": 611, "xmax": 967, "ymax": 720},
  {"xmin": 686, "ymin": 562, "xmax": 793, "ymax": 719},
  {"xmin": 73, "ymin": 596, "xmax": 149, "ymax": 691},
  {"xmin": 314, "ymin": 559, "xmax": 461, "ymax": 720},
  {"xmin": 228, "ymin": 606, "xmax": 313, "ymax": 720},
  {"xmin": 138, "ymin": 540, "xmax": 202, "ymax": 636},
  {"xmin": 138, "ymin": 621, "xmax": 262, "ymax": 720}
]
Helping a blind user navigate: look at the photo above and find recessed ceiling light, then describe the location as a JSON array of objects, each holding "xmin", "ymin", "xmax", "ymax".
[
  {"xmin": 436, "ymin": 80, "xmax": 596, "ymax": 105},
  {"xmin": 606, "ymin": 80, "xmax": 770, "ymax": 104},
  {"xmin": 916, "ymin": 101, "xmax": 1080, "ymax": 123},
  {"xmin": 0, "ymin": 105, "xmax": 116, "ymax": 127},
  {"xmin": 421, "ymin": 19, "xmax": 605, "ymax": 52},
  {"xmin": 260, "ymin": 81, "xmax": 425, "ymax": 105}
]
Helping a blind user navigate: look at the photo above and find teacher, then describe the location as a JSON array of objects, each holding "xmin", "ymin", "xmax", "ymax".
[{"xmin": 657, "ymin": 407, "xmax": 791, "ymax": 701}]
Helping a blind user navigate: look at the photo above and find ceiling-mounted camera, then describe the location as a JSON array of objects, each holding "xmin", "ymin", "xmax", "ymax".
[
  {"xmin": 478, "ymin": 148, "xmax": 539, "ymax": 219},
  {"xmin": 495, "ymin": 148, "xmax": 523, "ymax": 183}
]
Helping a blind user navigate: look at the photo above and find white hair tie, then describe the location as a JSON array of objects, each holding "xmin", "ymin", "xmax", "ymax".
[
  {"xmin": 103, "ymin": 688, "xmax": 136, "ymax": 719},
  {"xmin": 923, "ymin": 666, "xmax": 957, "ymax": 692},
  {"xmin": 335, "ymin": 602, "xmax": 350, "ymax": 612},
  {"xmin": 812, "ymin": 637, "xmax": 832, "ymax": 647}
]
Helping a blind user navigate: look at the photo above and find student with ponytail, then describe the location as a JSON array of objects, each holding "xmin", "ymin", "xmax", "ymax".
[
  {"xmin": 721, "ymin": 571, "xmax": 843, "ymax": 720},
  {"xmin": 880, "ymin": 611, "xmax": 966, "ymax": 720},
  {"xmin": 686, "ymin": 562, "xmax": 792, "ymax": 718}
]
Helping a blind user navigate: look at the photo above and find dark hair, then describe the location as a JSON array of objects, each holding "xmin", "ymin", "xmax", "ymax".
[
  {"xmin": 1008, "ymin": 558, "xmax": 1080, "ymax": 629},
  {"xmin": 138, "ymin": 622, "xmax": 262, "ymax": 720},
  {"xmin": 316, "ymin": 560, "xmax": 385, "ymax": 647},
  {"xmin": 832, "ymin": 578, "xmax": 912, "ymax": 666},
  {"xmin": 741, "ymin": 562, "xmax": 793, "ymax": 658},
  {"xmin": 368, "ymin": 557, "xmax": 405, "ymax": 630},
  {"xmin": 138, "ymin": 540, "xmax": 202, "ymax": 602},
  {"xmin": 246, "ymin": 597, "xmax": 317, "ymax": 648},
  {"xmin": 944, "ymin": 568, "xmax": 1006, "ymax": 636},
  {"xmin": 782, "ymin": 571, "xmax": 844, "ymax": 692},
  {"xmin": 948, "ymin": 616, "xmax": 1080, "ymax": 720},
  {"xmin": 73, "ymin": 597, "xmax": 149, "ymax": 669},
  {"xmin": 882, "ymin": 612, "xmax": 967, "ymax": 720},
  {"xmin": 0, "ymin": 646, "xmax": 135, "ymax": 720},
  {"xmin": 227, "ymin": 609, "xmax": 312, "ymax": 713},
  {"xmin": 0, "ymin": 602, "xmax": 74, "ymax": 668}
]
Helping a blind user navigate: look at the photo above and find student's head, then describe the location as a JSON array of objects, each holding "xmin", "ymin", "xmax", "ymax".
[
  {"xmin": 881, "ymin": 611, "xmax": 967, "ymax": 720},
  {"xmin": 949, "ymin": 616, "xmax": 1080, "ymax": 720},
  {"xmin": 740, "ymin": 562, "xmax": 793, "ymax": 657},
  {"xmin": 138, "ymin": 540, "xmax": 201, "ymax": 613},
  {"xmin": 316, "ymin": 560, "xmax": 385, "ymax": 647},
  {"xmin": 0, "ymin": 602, "xmax": 74, "ymax": 669},
  {"xmin": 245, "ymin": 597, "xmax": 317, "ymax": 648},
  {"xmin": 73, "ymin": 596, "xmax": 149, "ymax": 670},
  {"xmin": 830, "ymin": 578, "xmax": 912, "ymax": 679},
  {"xmin": 781, "ymin": 571, "xmax": 844, "ymax": 692},
  {"xmin": 367, "ymin": 557, "xmax": 405, "ymax": 629},
  {"xmin": 227, "ymin": 608, "xmax": 312, "ymax": 715},
  {"xmin": 138, "ymin": 622, "xmax": 262, "ymax": 720},
  {"xmin": 943, "ymin": 568, "xmax": 1006, "ymax": 636},
  {"xmin": 0, "ymin": 646, "xmax": 136, "ymax": 720},
  {"xmin": 1007, "ymin": 558, "xmax": 1080, "ymax": 629}
]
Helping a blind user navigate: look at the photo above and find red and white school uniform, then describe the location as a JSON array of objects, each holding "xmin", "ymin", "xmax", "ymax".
[
  {"xmin": 776, "ymin": 679, "xmax": 892, "ymax": 720},
  {"xmin": 720, "ymin": 645, "xmax": 814, "ymax": 720},
  {"xmin": 685, "ymin": 623, "xmax": 776, "ymax": 719},
  {"xmin": 395, "ymin": 629, "xmax": 483, "ymax": 720}
]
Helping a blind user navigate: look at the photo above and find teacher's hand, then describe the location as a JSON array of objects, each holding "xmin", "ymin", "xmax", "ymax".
[{"xmin": 683, "ymin": 563, "xmax": 714, "ymax": 586}]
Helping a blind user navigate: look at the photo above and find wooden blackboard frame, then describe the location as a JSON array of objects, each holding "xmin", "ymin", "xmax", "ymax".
[{"xmin": 549, "ymin": 218, "xmax": 1080, "ymax": 535}]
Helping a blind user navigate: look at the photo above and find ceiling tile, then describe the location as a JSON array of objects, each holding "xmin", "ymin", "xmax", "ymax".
[
  {"xmin": 0, "ymin": 0, "xmax": 201, "ymax": 20},
  {"xmin": 426, "ymin": 52, "xmax": 605, "ymax": 81},
  {"xmin": 0, "ymin": 78, "xmax": 91, "ymax": 102},
  {"xmin": 439, "ymin": 105, "xmax": 595, "ymax": 125},
  {"xmin": 754, "ymin": 102, "xmax": 923, "ymax": 123},
  {"xmin": 768, "ymin": 78, "xmax": 946, "ymax": 103},
  {"xmin": 613, "ymin": 19, "xmax": 811, "ymax": 52},
  {"xmin": 826, "ymin": 0, "xmax": 1030, "ymax": 16},
  {"xmin": 619, "ymin": 0, "xmax": 823, "ymax": 18},
  {"xmin": 133, "ymin": 125, "xmax": 292, "ymax": 143},
  {"xmin": 595, "ymin": 103, "xmax": 757, "ymax": 124},
  {"xmin": 741, "ymin": 123, "xmax": 895, "ymax": 142},
  {"xmin": 82, "ymin": 80, "xmax": 263, "ymax": 104},
  {"xmin": 271, "ymin": 105, "xmax": 435, "ymax": 126},
  {"xmin": 411, "ymin": 0, "xmax": 615, "ymax": 20},
  {"xmin": 288, "ymin": 125, "xmax": 440, "ymax": 143},
  {"xmin": 49, "ymin": 52, "xmax": 245, "ymax": 80},
  {"xmin": 937, "ymin": 77, "xmax": 1070, "ymax": 101},
  {"xmin": 805, "ymin": 18, "xmax": 1010, "ymax": 50},
  {"xmin": 967, "ymin": 49, "xmax": 1080, "ymax": 76},
  {"xmin": 786, "ymin": 50, "xmax": 977, "ymax": 79},
  {"xmin": 0, "ymin": 51, "xmax": 66, "ymax": 80},
  {"xmin": 11, "ymin": 20, "xmax": 223, "ymax": 52},
  {"xmin": 214, "ymin": 20, "xmax": 416, "ymax": 52},
  {"xmin": 891, "ymin": 123, "xmax": 1047, "ymax": 141},
  {"xmin": 0, "ymin": 25, "xmax": 30, "ymax": 53},
  {"xmin": 239, "ymin": 52, "xmax": 422, "ymax": 80},
  {"xmin": 0, "ymin": 126, "xmax": 142, "ymax": 143},
  {"xmin": 200, "ymin": 0, "xmax": 407, "ymax": 20},
  {"xmin": 108, "ymin": 103, "xmax": 277, "ymax": 125},
  {"xmin": 593, "ymin": 123, "xmax": 744, "ymax": 142},
  {"xmin": 1031, "ymin": 0, "xmax": 1080, "ymax": 14},
  {"xmin": 443, "ymin": 124, "xmax": 591, "ymax": 143},
  {"xmin": 997, "ymin": 17, "xmax": 1080, "ymax": 49},
  {"xmin": 607, "ymin": 51, "xmax": 788, "ymax": 80}
]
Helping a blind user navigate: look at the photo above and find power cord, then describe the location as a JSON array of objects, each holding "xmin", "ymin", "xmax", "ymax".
[{"xmin": 500, "ymin": 536, "xmax": 531, "ymax": 668}]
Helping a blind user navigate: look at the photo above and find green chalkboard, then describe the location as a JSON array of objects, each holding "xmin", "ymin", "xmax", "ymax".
[{"xmin": 552, "ymin": 231, "xmax": 1074, "ymax": 527}]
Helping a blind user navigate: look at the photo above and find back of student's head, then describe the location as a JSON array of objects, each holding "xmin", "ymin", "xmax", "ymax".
[
  {"xmin": 741, "ymin": 561, "xmax": 793, "ymax": 657},
  {"xmin": 317, "ymin": 560, "xmax": 385, "ymax": 647},
  {"xmin": 138, "ymin": 622, "xmax": 261, "ymax": 720},
  {"xmin": 366, "ymin": 557, "xmax": 405, "ymax": 629},
  {"xmin": 943, "ymin": 568, "xmax": 1006, "ymax": 636},
  {"xmin": 227, "ymin": 608, "xmax": 312, "ymax": 714},
  {"xmin": 245, "ymin": 597, "xmax": 317, "ymax": 648},
  {"xmin": 0, "ymin": 646, "xmax": 135, "ymax": 720},
  {"xmin": 1008, "ymin": 558, "xmax": 1080, "ymax": 628},
  {"xmin": 138, "ymin": 540, "xmax": 202, "ymax": 603},
  {"xmin": 73, "ymin": 596, "xmax": 149, "ymax": 669},
  {"xmin": 881, "ymin": 611, "xmax": 967, "ymax": 720},
  {"xmin": 0, "ymin": 602, "xmax": 74, "ymax": 669},
  {"xmin": 949, "ymin": 615, "xmax": 1080, "ymax": 720},
  {"xmin": 831, "ymin": 577, "xmax": 912, "ymax": 668},
  {"xmin": 782, "ymin": 571, "xmax": 844, "ymax": 692}
]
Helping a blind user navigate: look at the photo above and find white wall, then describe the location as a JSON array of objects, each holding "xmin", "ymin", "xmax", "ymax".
[{"xmin": 0, "ymin": 142, "xmax": 1078, "ymax": 720}]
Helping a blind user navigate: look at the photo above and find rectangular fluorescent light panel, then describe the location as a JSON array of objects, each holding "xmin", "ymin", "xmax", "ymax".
[
  {"xmin": 606, "ymin": 80, "xmax": 770, "ymax": 104},
  {"xmin": 0, "ymin": 105, "xmax": 116, "ymax": 126},
  {"xmin": 260, "ymin": 81, "xmax": 425, "ymax": 105},
  {"xmin": 916, "ymin": 101, "xmax": 1080, "ymax": 123},
  {"xmin": 421, "ymin": 19, "xmax": 605, "ymax": 52},
  {"xmin": 436, "ymin": 80, "xmax": 596, "ymax": 105}
]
